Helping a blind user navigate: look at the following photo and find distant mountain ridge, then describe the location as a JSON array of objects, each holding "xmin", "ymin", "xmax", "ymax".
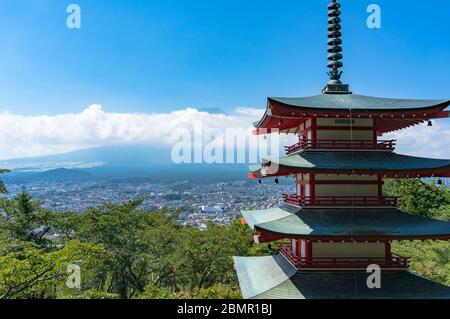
[
  {"xmin": 198, "ymin": 107, "xmax": 227, "ymax": 115},
  {"xmin": 0, "ymin": 145, "xmax": 249, "ymax": 182},
  {"xmin": 38, "ymin": 168, "xmax": 93, "ymax": 180},
  {"xmin": 0, "ymin": 145, "xmax": 173, "ymax": 172},
  {"xmin": 2, "ymin": 168, "xmax": 95, "ymax": 183}
]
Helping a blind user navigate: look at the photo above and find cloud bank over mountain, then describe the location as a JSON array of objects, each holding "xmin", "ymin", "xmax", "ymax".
[
  {"xmin": 0, "ymin": 105, "xmax": 266, "ymax": 160},
  {"xmin": 0, "ymin": 104, "xmax": 449, "ymax": 160}
]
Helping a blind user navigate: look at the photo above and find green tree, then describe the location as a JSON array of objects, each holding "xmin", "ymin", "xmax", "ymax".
[
  {"xmin": 139, "ymin": 216, "xmax": 182, "ymax": 292},
  {"xmin": 192, "ymin": 284, "xmax": 242, "ymax": 299},
  {"xmin": 138, "ymin": 284, "xmax": 176, "ymax": 299},
  {"xmin": 0, "ymin": 240, "xmax": 106, "ymax": 299},
  {"xmin": 61, "ymin": 200, "xmax": 182, "ymax": 299},
  {"xmin": 178, "ymin": 220, "xmax": 252, "ymax": 292},
  {"xmin": 0, "ymin": 191, "xmax": 253, "ymax": 299},
  {"xmin": 428, "ymin": 204, "xmax": 450, "ymax": 221},
  {"xmin": 386, "ymin": 179, "xmax": 450, "ymax": 286},
  {"xmin": 384, "ymin": 179, "xmax": 449, "ymax": 218},
  {"xmin": 393, "ymin": 241, "xmax": 450, "ymax": 286},
  {"xmin": 0, "ymin": 191, "xmax": 54, "ymax": 247},
  {"xmin": 0, "ymin": 168, "xmax": 9, "ymax": 194}
]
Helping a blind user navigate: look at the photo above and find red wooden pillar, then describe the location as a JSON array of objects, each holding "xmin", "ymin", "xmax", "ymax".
[
  {"xmin": 309, "ymin": 118, "xmax": 318, "ymax": 203},
  {"xmin": 300, "ymin": 175, "xmax": 305, "ymax": 198},
  {"xmin": 385, "ymin": 241, "xmax": 392, "ymax": 259},
  {"xmin": 306, "ymin": 241, "xmax": 313, "ymax": 265},
  {"xmin": 373, "ymin": 118, "xmax": 378, "ymax": 144},
  {"xmin": 377, "ymin": 175, "xmax": 383, "ymax": 201},
  {"xmin": 311, "ymin": 117, "xmax": 318, "ymax": 143}
]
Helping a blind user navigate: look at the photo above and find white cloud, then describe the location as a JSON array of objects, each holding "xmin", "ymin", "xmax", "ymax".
[
  {"xmin": 385, "ymin": 120, "xmax": 450, "ymax": 159},
  {"xmin": 0, "ymin": 105, "xmax": 268, "ymax": 160},
  {"xmin": 0, "ymin": 105, "xmax": 448, "ymax": 160}
]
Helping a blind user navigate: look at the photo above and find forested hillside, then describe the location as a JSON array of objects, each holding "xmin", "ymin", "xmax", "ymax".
[
  {"xmin": 0, "ymin": 171, "xmax": 449, "ymax": 299},
  {"xmin": 384, "ymin": 179, "xmax": 450, "ymax": 286}
]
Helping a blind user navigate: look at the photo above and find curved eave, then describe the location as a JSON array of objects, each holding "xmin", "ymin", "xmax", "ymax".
[
  {"xmin": 255, "ymin": 226, "xmax": 450, "ymax": 242},
  {"xmin": 234, "ymin": 255, "xmax": 450, "ymax": 299},
  {"xmin": 254, "ymin": 95, "xmax": 450, "ymax": 134},
  {"xmin": 268, "ymin": 95, "xmax": 450, "ymax": 112},
  {"xmin": 249, "ymin": 165, "xmax": 450, "ymax": 179},
  {"xmin": 242, "ymin": 207, "xmax": 293, "ymax": 230},
  {"xmin": 246, "ymin": 208, "xmax": 450, "ymax": 241},
  {"xmin": 248, "ymin": 152, "xmax": 450, "ymax": 179},
  {"xmin": 233, "ymin": 255, "xmax": 297, "ymax": 299}
]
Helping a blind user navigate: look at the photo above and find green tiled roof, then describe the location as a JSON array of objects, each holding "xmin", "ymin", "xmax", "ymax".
[
  {"xmin": 233, "ymin": 255, "xmax": 296, "ymax": 299},
  {"xmin": 242, "ymin": 207, "xmax": 292, "ymax": 230},
  {"xmin": 243, "ymin": 207, "xmax": 450, "ymax": 239},
  {"xmin": 269, "ymin": 94, "xmax": 450, "ymax": 111},
  {"xmin": 250, "ymin": 151, "xmax": 450, "ymax": 174},
  {"xmin": 234, "ymin": 255, "xmax": 450, "ymax": 299}
]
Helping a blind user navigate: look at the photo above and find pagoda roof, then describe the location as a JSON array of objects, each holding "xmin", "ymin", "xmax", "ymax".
[
  {"xmin": 248, "ymin": 151, "xmax": 450, "ymax": 178},
  {"xmin": 233, "ymin": 254, "xmax": 450, "ymax": 299},
  {"xmin": 242, "ymin": 207, "xmax": 450, "ymax": 241},
  {"xmin": 269, "ymin": 94, "xmax": 450, "ymax": 112},
  {"xmin": 255, "ymin": 94, "xmax": 450, "ymax": 134}
]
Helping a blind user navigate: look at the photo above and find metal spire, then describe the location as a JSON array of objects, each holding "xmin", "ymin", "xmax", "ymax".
[{"xmin": 323, "ymin": 0, "xmax": 350, "ymax": 94}]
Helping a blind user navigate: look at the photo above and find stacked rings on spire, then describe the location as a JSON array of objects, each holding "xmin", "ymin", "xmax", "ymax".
[{"xmin": 327, "ymin": 0, "xmax": 343, "ymax": 82}]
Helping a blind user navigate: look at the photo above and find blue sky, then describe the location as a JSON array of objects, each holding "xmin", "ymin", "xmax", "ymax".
[{"xmin": 0, "ymin": 0, "xmax": 449, "ymax": 116}]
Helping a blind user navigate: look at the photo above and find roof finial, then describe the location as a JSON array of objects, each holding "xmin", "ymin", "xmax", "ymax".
[{"xmin": 323, "ymin": 0, "xmax": 351, "ymax": 94}]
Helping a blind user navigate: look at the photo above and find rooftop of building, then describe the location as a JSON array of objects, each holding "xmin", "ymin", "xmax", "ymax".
[
  {"xmin": 269, "ymin": 94, "xmax": 450, "ymax": 112},
  {"xmin": 243, "ymin": 206, "xmax": 450, "ymax": 241},
  {"xmin": 253, "ymin": 0, "xmax": 450, "ymax": 134},
  {"xmin": 248, "ymin": 151, "xmax": 450, "ymax": 179},
  {"xmin": 233, "ymin": 254, "xmax": 450, "ymax": 299}
]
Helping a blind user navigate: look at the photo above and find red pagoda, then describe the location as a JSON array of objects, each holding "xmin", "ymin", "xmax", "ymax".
[{"xmin": 234, "ymin": 0, "xmax": 450, "ymax": 299}]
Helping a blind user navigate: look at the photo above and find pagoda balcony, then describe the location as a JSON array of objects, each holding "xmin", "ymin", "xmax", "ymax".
[
  {"xmin": 285, "ymin": 139, "xmax": 396, "ymax": 154},
  {"xmin": 278, "ymin": 244, "xmax": 410, "ymax": 270},
  {"xmin": 283, "ymin": 194, "xmax": 399, "ymax": 208}
]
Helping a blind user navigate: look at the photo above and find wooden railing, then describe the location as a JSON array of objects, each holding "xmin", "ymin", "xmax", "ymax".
[
  {"xmin": 278, "ymin": 244, "xmax": 409, "ymax": 269},
  {"xmin": 283, "ymin": 194, "xmax": 399, "ymax": 208},
  {"xmin": 285, "ymin": 139, "xmax": 396, "ymax": 154}
]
